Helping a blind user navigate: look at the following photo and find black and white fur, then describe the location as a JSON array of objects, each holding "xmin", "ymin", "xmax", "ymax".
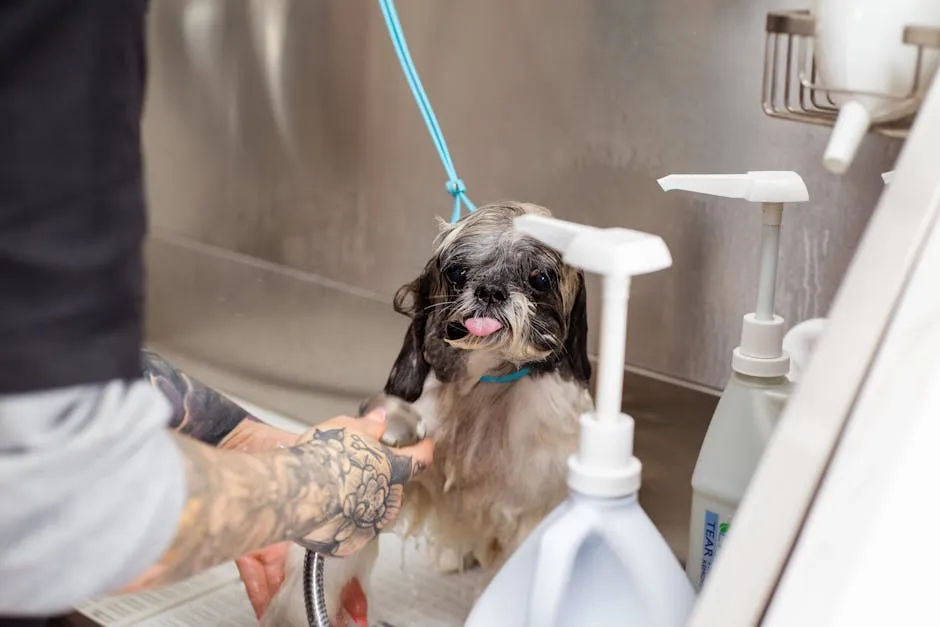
[{"xmin": 264, "ymin": 201, "xmax": 594, "ymax": 626}]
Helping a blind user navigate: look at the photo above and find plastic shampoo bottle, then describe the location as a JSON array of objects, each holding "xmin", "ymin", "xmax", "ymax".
[
  {"xmin": 464, "ymin": 215, "xmax": 695, "ymax": 627},
  {"xmin": 658, "ymin": 171, "xmax": 809, "ymax": 592}
]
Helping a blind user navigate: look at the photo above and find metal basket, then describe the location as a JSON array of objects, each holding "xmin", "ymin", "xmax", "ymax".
[{"xmin": 761, "ymin": 10, "xmax": 940, "ymax": 138}]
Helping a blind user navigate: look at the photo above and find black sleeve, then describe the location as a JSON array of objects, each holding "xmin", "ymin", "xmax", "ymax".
[{"xmin": 0, "ymin": 0, "xmax": 150, "ymax": 393}]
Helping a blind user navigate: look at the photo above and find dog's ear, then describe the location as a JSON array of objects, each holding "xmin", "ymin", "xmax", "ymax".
[
  {"xmin": 384, "ymin": 269, "xmax": 433, "ymax": 402},
  {"xmin": 563, "ymin": 272, "xmax": 592, "ymax": 385}
]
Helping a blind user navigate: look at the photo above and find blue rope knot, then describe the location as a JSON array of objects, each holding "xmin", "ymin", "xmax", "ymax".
[
  {"xmin": 445, "ymin": 179, "xmax": 467, "ymax": 197},
  {"xmin": 445, "ymin": 179, "xmax": 475, "ymax": 221},
  {"xmin": 379, "ymin": 0, "xmax": 523, "ymax": 385}
]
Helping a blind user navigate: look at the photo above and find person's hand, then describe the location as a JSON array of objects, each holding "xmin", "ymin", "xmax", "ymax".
[
  {"xmin": 235, "ymin": 541, "xmax": 290, "ymax": 619},
  {"xmin": 235, "ymin": 409, "xmax": 433, "ymax": 618},
  {"xmin": 294, "ymin": 408, "xmax": 434, "ymax": 557},
  {"xmin": 219, "ymin": 420, "xmax": 298, "ymax": 452},
  {"xmin": 228, "ymin": 427, "xmax": 318, "ymax": 618}
]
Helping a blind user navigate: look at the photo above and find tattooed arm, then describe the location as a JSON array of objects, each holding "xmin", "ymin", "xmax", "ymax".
[
  {"xmin": 124, "ymin": 413, "xmax": 433, "ymax": 591},
  {"xmin": 132, "ymin": 350, "xmax": 433, "ymax": 589},
  {"xmin": 141, "ymin": 349, "xmax": 291, "ymax": 452}
]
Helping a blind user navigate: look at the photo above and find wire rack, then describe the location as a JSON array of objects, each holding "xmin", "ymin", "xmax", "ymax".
[{"xmin": 761, "ymin": 9, "xmax": 940, "ymax": 138}]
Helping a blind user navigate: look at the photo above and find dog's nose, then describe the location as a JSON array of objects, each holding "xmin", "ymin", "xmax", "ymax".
[{"xmin": 475, "ymin": 284, "xmax": 508, "ymax": 303}]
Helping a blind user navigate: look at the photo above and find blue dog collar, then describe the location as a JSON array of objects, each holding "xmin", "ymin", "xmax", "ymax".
[{"xmin": 479, "ymin": 367, "xmax": 532, "ymax": 384}]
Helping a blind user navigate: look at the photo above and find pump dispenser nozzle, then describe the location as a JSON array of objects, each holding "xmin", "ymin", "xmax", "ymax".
[
  {"xmin": 514, "ymin": 215, "xmax": 671, "ymax": 497},
  {"xmin": 657, "ymin": 171, "xmax": 809, "ymax": 378},
  {"xmin": 657, "ymin": 171, "xmax": 809, "ymax": 203}
]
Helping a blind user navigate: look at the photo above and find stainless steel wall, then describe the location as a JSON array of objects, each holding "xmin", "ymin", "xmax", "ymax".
[{"xmin": 142, "ymin": 0, "xmax": 901, "ymax": 415}]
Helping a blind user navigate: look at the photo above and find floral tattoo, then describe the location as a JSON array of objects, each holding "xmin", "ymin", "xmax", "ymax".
[
  {"xmin": 136, "ymin": 425, "xmax": 423, "ymax": 588},
  {"xmin": 296, "ymin": 427, "xmax": 415, "ymax": 557}
]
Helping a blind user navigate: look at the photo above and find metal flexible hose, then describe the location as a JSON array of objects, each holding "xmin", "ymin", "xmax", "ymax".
[{"xmin": 303, "ymin": 549, "xmax": 331, "ymax": 627}]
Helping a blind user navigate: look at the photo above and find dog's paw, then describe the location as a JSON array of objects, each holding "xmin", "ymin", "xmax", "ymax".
[{"xmin": 359, "ymin": 393, "xmax": 427, "ymax": 447}]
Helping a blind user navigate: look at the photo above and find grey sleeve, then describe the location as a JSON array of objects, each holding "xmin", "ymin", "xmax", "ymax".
[{"xmin": 0, "ymin": 380, "xmax": 187, "ymax": 615}]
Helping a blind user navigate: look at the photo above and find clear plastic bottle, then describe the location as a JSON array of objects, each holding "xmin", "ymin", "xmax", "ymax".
[
  {"xmin": 657, "ymin": 170, "xmax": 809, "ymax": 591},
  {"xmin": 686, "ymin": 372, "xmax": 791, "ymax": 590}
]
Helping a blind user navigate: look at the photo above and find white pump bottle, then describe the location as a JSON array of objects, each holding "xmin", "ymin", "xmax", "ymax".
[
  {"xmin": 463, "ymin": 216, "xmax": 695, "ymax": 627},
  {"xmin": 657, "ymin": 171, "xmax": 809, "ymax": 592}
]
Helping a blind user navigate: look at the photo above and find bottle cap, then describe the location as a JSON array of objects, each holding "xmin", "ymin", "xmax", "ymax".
[
  {"xmin": 733, "ymin": 313, "xmax": 789, "ymax": 377},
  {"xmin": 566, "ymin": 412, "xmax": 643, "ymax": 497}
]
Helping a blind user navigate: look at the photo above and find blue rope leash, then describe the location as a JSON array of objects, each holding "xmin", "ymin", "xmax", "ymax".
[
  {"xmin": 378, "ymin": 1, "xmax": 528, "ymax": 385},
  {"xmin": 378, "ymin": 0, "xmax": 476, "ymax": 223}
]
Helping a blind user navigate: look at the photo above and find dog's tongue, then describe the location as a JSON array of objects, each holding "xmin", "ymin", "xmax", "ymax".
[{"xmin": 464, "ymin": 317, "xmax": 503, "ymax": 337}]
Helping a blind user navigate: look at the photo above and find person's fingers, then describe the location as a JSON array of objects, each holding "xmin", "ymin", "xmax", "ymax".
[
  {"xmin": 219, "ymin": 422, "xmax": 299, "ymax": 453},
  {"xmin": 350, "ymin": 407, "xmax": 387, "ymax": 440},
  {"xmin": 360, "ymin": 406, "xmax": 386, "ymax": 423},
  {"xmin": 329, "ymin": 409, "xmax": 388, "ymax": 441},
  {"xmin": 261, "ymin": 542, "xmax": 289, "ymax": 595},
  {"xmin": 296, "ymin": 410, "xmax": 388, "ymax": 446},
  {"xmin": 235, "ymin": 554, "xmax": 270, "ymax": 619},
  {"xmin": 236, "ymin": 543, "xmax": 292, "ymax": 619},
  {"xmin": 257, "ymin": 424, "xmax": 304, "ymax": 450},
  {"xmin": 394, "ymin": 437, "xmax": 435, "ymax": 479}
]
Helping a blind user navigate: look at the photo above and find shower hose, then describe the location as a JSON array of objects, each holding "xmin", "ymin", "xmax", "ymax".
[
  {"xmin": 303, "ymin": 550, "xmax": 330, "ymax": 627},
  {"xmin": 302, "ymin": 0, "xmax": 475, "ymax": 623}
]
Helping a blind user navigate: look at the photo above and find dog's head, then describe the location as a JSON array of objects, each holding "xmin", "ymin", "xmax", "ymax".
[{"xmin": 384, "ymin": 202, "xmax": 591, "ymax": 401}]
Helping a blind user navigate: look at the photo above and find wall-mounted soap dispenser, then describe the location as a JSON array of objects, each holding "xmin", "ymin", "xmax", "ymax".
[{"xmin": 658, "ymin": 171, "xmax": 809, "ymax": 592}]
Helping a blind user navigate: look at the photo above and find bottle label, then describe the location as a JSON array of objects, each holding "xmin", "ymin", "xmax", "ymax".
[{"xmin": 699, "ymin": 510, "xmax": 731, "ymax": 588}]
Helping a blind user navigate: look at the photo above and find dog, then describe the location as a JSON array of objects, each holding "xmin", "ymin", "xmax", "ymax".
[{"xmin": 263, "ymin": 201, "xmax": 593, "ymax": 626}]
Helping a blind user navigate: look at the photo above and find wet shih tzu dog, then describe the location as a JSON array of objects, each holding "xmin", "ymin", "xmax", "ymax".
[{"xmin": 265, "ymin": 202, "xmax": 594, "ymax": 627}]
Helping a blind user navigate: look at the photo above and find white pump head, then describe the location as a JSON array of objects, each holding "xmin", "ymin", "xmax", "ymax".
[
  {"xmin": 658, "ymin": 170, "xmax": 810, "ymax": 379},
  {"xmin": 513, "ymin": 218, "xmax": 673, "ymax": 277},
  {"xmin": 657, "ymin": 170, "xmax": 809, "ymax": 203},
  {"xmin": 514, "ymin": 215, "xmax": 672, "ymax": 497},
  {"xmin": 882, "ymin": 170, "xmax": 895, "ymax": 184}
]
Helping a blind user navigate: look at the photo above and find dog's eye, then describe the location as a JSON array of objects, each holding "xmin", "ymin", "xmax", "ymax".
[
  {"xmin": 445, "ymin": 265, "xmax": 468, "ymax": 287},
  {"xmin": 528, "ymin": 270, "xmax": 552, "ymax": 291}
]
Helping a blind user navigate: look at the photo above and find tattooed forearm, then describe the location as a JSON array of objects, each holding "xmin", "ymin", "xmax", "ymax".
[
  {"xmin": 126, "ymin": 432, "xmax": 335, "ymax": 589},
  {"xmin": 294, "ymin": 426, "xmax": 417, "ymax": 556},
  {"xmin": 141, "ymin": 349, "xmax": 259, "ymax": 446},
  {"xmin": 125, "ymin": 423, "xmax": 421, "ymax": 591}
]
